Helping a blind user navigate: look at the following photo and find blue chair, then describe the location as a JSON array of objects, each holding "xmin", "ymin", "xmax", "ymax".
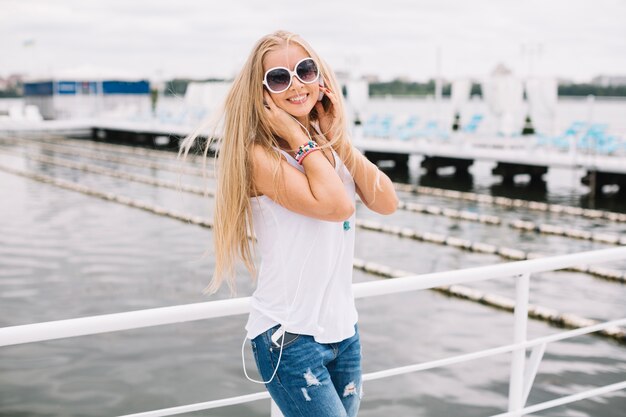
[
  {"xmin": 566, "ymin": 121, "xmax": 587, "ymax": 135},
  {"xmin": 393, "ymin": 115, "xmax": 420, "ymax": 141},
  {"xmin": 413, "ymin": 120, "xmax": 449, "ymax": 140},
  {"xmin": 596, "ymin": 135, "xmax": 619, "ymax": 154},
  {"xmin": 363, "ymin": 114, "xmax": 393, "ymax": 138},
  {"xmin": 577, "ymin": 123, "xmax": 608, "ymax": 151},
  {"xmin": 424, "ymin": 120, "xmax": 439, "ymax": 135},
  {"xmin": 373, "ymin": 115, "xmax": 394, "ymax": 138},
  {"xmin": 535, "ymin": 121, "xmax": 588, "ymax": 150},
  {"xmin": 462, "ymin": 114, "xmax": 483, "ymax": 134},
  {"xmin": 362, "ymin": 114, "xmax": 379, "ymax": 137}
]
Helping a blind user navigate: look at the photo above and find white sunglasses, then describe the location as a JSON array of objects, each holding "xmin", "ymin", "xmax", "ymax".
[{"xmin": 262, "ymin": 57, "xmax": 320, "ymax": 94}]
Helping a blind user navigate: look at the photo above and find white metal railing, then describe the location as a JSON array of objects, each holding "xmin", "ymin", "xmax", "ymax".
[{"xmin": 1, "ymin": 246, "xmax": 625, "ymax": 417}]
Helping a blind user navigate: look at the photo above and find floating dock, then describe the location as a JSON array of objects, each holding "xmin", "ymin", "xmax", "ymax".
[
  {"xmin": 355, "ymin": 136, "xmax": 626, "ymax": 193},
  {"xmin": 1, "ymin": 119, "xmax": 625, "ymax": 194}
]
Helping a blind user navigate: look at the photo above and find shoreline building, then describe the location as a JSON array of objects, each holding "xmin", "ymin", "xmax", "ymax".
[{"xmin": 23, "ymin": 68, "xmax": 150, "ymax": 120}]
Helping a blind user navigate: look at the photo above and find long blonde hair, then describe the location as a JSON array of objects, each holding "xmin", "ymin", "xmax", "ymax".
[{"xmin": 179, "ymin": 30, "xmax": 367, "ymax": 296}]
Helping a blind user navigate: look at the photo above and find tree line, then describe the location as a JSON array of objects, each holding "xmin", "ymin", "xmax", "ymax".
[
  {"xmin": 164, "ymin": 78, "xmax": 626, "ymax": 98},
  {"xmin": 367, "ymin": 80, "xmax": 626, "ymax": 97},
  {"xmin": 2, "ymin": 79, "xmax": 624, "ymax": 98}
]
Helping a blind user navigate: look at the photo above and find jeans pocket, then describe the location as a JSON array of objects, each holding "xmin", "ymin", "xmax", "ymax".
[{"xmin": 268, "ymin": 327, "xmax": 301, "ymax": 350}]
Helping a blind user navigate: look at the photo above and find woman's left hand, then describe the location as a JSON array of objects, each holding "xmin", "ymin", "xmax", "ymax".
[{"xmin": 314, "ymin": 85, "xmax": 339, "ymax": 141}]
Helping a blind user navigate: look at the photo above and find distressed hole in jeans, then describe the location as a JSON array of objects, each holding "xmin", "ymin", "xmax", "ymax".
[
  {"xmin": 343, "ymin": 381, "xmax": 357, "ymax": 397},
  {"xmin": 303, "ymin": 368, "xmax": 321, "ymax": 386},
  {"xmin": 301, "ymin": 387, "xmax": 311, "ymax": 401}
]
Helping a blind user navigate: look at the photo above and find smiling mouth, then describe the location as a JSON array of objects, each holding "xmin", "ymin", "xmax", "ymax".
[{"xmin": 288, "ymin": 94, "xmax": 308, "ymax": 104}]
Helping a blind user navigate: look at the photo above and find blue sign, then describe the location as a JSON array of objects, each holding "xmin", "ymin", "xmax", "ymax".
[
  {"xmin": 23, "ymin": 81, "xmax": 53, "ymax": 96},
  {"xmin": 23, "ymin": 79, "xmax": 150, "ymax": 96}
]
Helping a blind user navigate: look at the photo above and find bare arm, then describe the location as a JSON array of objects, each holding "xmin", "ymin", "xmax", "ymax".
[
  {"xmin": 252, "ymin": 142, "xmax": 354, "ymax": 221},
  {"xmin": 314, "ymin": 84, "xmax": 398, "ymax": 215},
  {"xmin": 342, "ymin": 145, "xmax": 399, "ymax": 215},
  {"xmin": 253, "ymin": 90, "xmax": 354, "ymax": 221}
]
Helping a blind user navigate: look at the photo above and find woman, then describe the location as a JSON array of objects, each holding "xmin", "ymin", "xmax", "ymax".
[{"xmin": 181, "ymin": 30, "xmax": 398, "ymax": 417}]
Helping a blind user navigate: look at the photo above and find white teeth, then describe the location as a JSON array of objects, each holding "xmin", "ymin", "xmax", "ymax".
[{"xmin": 288, "ymin": 94, "xmax": 307, "ymax": 103}]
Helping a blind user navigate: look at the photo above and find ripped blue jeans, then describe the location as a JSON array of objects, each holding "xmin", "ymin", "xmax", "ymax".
[{"xmin": 251, "ymin": 323, "xmax": 362, "ymax": 417}]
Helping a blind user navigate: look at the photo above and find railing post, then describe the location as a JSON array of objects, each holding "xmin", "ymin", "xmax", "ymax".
[
  {"xmin": 271, "ymin": 399, "xmax": 284, "ymax": 417},
  {"xmin": 508, "ymin": 272, "xmax": 530, "ymax": 415}
]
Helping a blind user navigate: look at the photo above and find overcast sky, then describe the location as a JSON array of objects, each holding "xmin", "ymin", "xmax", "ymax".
[{"xmin": 2, "ymin": 0, "xmax": 625, "ymax": 82}]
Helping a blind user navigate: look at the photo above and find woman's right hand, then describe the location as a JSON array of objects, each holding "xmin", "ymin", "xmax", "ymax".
[{"xmin": 263, "ymin": 90, "xmax": 308, "ymax": 148}]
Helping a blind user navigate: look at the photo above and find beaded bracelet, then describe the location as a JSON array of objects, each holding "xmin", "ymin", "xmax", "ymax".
[
  {"xmin": 294, "ymin": 140, "xmax": 319, "ymax": 165},
  {"xmin": 297, "ymin": 147, "xmax": 320, "ymax": 165}
]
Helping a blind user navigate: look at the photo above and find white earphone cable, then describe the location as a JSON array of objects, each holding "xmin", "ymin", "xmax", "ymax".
[
  {"xmin": 241, "ymin": 221, "xmax": 321, "ymax": 384},
  {"xmin": 242, "ymin": 114, "xmax": 321, "ymax": 384}
]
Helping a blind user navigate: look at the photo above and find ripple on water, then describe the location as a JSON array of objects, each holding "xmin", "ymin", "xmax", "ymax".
[
  {"xmin": 0, "ymin": 289, "xmax": 41, "ymax": 298},
  {"xmin": 0, "ymin": 274, "xmax": 37, "ymax": 282},
  {"xmin": 1, "ymin": 137, "xmax": 625, "ymax": 417}
]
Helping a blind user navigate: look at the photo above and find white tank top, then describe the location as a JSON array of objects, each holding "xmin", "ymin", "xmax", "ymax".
[{"xmin": 244, "ymin": 144, "xmax": 358, "ymax": 344}]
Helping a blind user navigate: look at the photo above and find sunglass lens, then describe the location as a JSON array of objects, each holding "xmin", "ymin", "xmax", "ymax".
[
  {"xmin": 266, "ymin": 69, "xmax": 291, "ymax": 92},
  {"xmin": 296, "ymin": 59, "xmax": 319, "ymax": 83}
]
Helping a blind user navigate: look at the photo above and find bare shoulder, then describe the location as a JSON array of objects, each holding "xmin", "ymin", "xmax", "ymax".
[
  {"xmin": 250, "ymin": 143, "xmax": 290, "ymax": 197},
  {"xmin": 251, "ymin": 143, "xmax": 287, "ymax": 170},
  {"xmin": 251, "ymin": 143, "xmax": 271, "ymax": 166}
]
